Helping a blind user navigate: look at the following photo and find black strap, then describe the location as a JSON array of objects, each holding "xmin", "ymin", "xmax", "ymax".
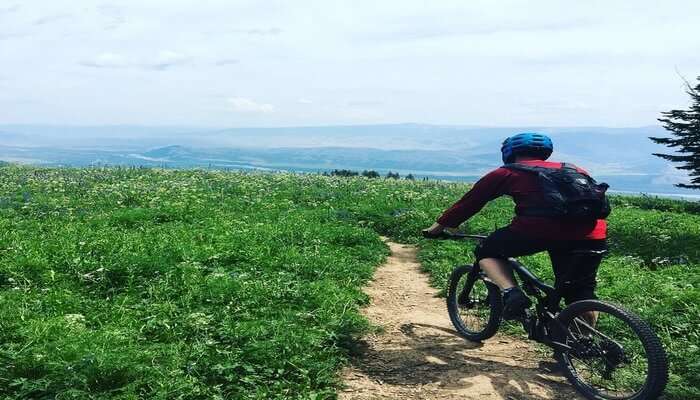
[
  {"xmin": 516, "ymin": 207, "xmax": 562, "ymax": 217},
  {"xmin": 505, "ymin": 162, "xmax": 584, "ymax": 176},
  {"xmin": 505, "ymin": 162, "xmax": 577, "ymax": 170},
  {"xmin": 502, "ymin": 163, "xmax": 542, "ymax": 173}
]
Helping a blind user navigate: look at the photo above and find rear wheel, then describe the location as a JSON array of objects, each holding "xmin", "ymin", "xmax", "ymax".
[
  {"xmin": 554, "ymin": 300, "xmax": 668, "ymax": 400},
  {"xmin": 446, "ymin": 265, "xmax": 502, "ymax": 341}
]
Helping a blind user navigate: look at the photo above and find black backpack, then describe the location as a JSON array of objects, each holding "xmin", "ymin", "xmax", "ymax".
[{"xmin": 503, "ymin": 163, "xmax": 611, "ymax": 220}]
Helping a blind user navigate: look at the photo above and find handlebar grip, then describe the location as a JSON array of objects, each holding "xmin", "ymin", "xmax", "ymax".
[{"xmin": 421, "ymin": 230, "xmax": 443, "ymax": 239}]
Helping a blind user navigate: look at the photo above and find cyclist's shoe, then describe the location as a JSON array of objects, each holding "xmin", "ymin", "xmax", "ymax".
[{"xmin": 501, "ymin": 287, "xmax": 532, "ymax": 321}]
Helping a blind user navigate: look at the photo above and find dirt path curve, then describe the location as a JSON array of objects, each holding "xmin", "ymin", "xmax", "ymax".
[{"xmin": 340, "ymin": 240, "xmax": 584, "ymax": 400}]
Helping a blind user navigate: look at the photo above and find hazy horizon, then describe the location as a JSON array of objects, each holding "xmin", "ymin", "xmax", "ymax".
[{"xmin": 2, "ymin": 123, "xmax": 694, "ymax": 198}]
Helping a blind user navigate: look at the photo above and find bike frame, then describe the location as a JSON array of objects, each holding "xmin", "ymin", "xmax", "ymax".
[
  {"xmin": 438, "ymin": 232, "xmax": 596, "ymax": 352},
  {"xmin": 464, "ymin": 250, "xmax": 575, "ymax": 353},
  {"xmin": 508, "ymin": 258, "xmax": 557, "ymax": 300}
]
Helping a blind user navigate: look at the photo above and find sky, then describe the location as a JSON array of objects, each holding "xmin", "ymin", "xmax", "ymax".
[{"xmin": 1, "ymin": 0, "xmax": 699, "ymax": 127}]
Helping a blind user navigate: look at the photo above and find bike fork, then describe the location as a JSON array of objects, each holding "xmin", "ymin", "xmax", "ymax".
[{"xmin": 458, "ymin": 263, "xmax": 482, "ymax": 304}]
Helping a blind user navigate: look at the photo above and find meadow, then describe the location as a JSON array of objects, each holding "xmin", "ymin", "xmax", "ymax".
[{"xmin": 0, "ymin": 166, "xmax": 697, "ymax": 399}]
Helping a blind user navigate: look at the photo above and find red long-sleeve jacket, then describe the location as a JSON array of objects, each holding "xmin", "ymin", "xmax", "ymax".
[{"xmin": 437, "ymin": 159, "xmax": 607, "ymax": 240}]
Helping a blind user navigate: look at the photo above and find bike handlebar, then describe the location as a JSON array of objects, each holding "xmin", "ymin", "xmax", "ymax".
[{"xmin": 421, "ymin": 231, "xmax": 487, "ymax": 241}]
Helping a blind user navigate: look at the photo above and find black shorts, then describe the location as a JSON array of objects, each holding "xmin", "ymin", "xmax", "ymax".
[{"xmin": 475, "ymin": 227, "xmax": 607, "ymax": 304}]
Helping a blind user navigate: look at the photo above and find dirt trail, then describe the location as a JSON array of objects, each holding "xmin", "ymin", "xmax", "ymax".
[{"xmin": 340, "ymin": 240, "xmax": 583, "ymax": 400}]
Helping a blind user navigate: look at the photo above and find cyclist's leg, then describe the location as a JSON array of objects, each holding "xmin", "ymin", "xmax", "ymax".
[
  {"xmin": 549, "ymin": 239, "xmax": 607, "ymax": 326},
  {"xmin": 478, "ymin": 258, "xmax": 516, "ymax": 289},
  {"xmin": 475, "ymin": 227, "xmax": 548, "ymax": 285},
  {"xmin": 476, "ymin": 228, "xmax": 547, "ymax": 318},
  {"xmin": 476, "ymin": 229, "xmax": 528, "ymax": 288}
]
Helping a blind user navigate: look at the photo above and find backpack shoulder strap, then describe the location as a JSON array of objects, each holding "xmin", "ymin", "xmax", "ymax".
[
  {"xmin": 502, "ymin": 163, "xmax": 542, "ymax": 174},
  {"xmin": 560, "ymin": 163, "xmax": 594, "ymax": 178}
]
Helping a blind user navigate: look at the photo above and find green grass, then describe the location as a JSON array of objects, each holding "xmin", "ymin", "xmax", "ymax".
[
  {"xmin": 0, "ymin": 167, "xmax": 388, "ymax": 399},
  {"xmin": 0, "ymin": 165, "xmax": 697, "ymax": 399}
]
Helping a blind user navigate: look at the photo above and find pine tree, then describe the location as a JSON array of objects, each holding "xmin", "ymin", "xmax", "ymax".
[{"xmin": 650, "ymin": 76, "xmax": 700, "ymax": 189}]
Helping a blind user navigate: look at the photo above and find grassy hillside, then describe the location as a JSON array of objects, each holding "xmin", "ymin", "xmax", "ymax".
[
  {"xmin": 0, "ymin": 167, "xmax": 388, "ymax": 399},
  {"xmin": 0, "ymin": 166, "xmax": 697, "ymax": 399}
]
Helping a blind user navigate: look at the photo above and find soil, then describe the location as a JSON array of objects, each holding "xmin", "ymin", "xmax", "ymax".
[{"xmin": 339, "ymin": 240, "xmax": 584, "ymax": 400}]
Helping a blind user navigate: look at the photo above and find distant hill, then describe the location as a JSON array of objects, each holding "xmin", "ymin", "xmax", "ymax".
[
  {"xmin": 0, "ymin": 123, "xmax": 694, "ymax": 197},
  {"xmin": 143, "ymin": 145, "xmax": 194, "ymax": 159}
]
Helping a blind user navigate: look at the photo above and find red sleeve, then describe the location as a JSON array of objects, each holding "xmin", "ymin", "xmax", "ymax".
[{"xmin": 437, "ymin": 168, "xmax": 511, "ymax": 228}]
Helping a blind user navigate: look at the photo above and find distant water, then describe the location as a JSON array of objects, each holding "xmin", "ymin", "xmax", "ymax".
[{"xmin": 4, "ymin": 149, "xmax": 700, "ymax": 202}]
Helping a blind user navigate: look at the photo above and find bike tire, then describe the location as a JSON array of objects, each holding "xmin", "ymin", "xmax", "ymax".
[
  {"xmin": 446, "ymin": 264, "xmax": 502, "ymax": 341},
  {"xmin": 554, "ymin": 300, "xmax": 668, "ymax": 400}
]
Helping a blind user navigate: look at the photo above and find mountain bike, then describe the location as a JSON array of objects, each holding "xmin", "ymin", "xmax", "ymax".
[{"xmin": 427, "ymin": 232, "xmax": 668, "ymax": 400}]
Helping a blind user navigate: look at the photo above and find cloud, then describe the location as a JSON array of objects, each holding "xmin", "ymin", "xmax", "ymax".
[
  {"xmin": 520, "ymin": 99, "xmax": 594, "ymax": 112},
  {"xmin": 214, "ymin": 58, "xmax": 240, "ymax": 66},
  {"xmin": 0, "ymin": 5, "xmax": 19, "ymax": 15},
  {"xmin": 368, "ymin": 18, "xmax": 595, "ymax": 42},
  {"xmin": 80, "ymin": 51, "xmax": 190, "ymax": 70},
  {"xmin": 0, "ymin": 32, "xmax": 28, "ymax": 41},
  {"xmin": 97, "ymin": 4, "xmax": 127, "ymax": 31},
  {"xmin": 231, "ymin": 28, "xmax": 282, "ymax": 36},
  {"xmin": 5, "ymin": 1, "xmax": 700, "ymax": 127},
  {"xmin": 347, "ymin": 100, "xmax": 383, "ymax": 107},
  {"xmin": 80, "ymin": 52, "xmax": 128, "ymax": 68},
  {"xmin": 228, "ymin": 97, "xmax": 274, "ymax": 113},
  {"xmin": 34, "ymin": 14, "xmax": 72, "ymax": 26},
  {"xmin": 144, "ymin": 50, "xmax": 190, "ymax": 71}
]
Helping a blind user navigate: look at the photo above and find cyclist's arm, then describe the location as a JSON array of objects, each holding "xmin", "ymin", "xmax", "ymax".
[{"xmin": 436, "ymin": 168, "xmax": 511, "ymax": 228}]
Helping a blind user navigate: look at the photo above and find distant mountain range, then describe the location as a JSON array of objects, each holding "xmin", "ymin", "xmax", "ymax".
[{"xmin": 0, "ymin": 123, "xmax": 696, "ymax": 198}]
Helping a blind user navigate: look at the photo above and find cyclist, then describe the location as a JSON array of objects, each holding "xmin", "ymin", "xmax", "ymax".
[{"xmin": 423, "ymin": 133, "xmax": 608, "ymax": 321}]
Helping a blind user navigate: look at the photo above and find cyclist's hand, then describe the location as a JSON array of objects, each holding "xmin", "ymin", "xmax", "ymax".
[{"xmin": 422, "ymin": 222, "xmax": 444, "ymax": 238}]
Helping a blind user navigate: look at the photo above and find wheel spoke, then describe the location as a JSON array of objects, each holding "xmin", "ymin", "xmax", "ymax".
[
  {"xmin": 448, "ymin": 267, "xmax": 500, "ymax": 340},
  {"xmin": 562, "ymin": 309, "xmax": 650, "ymax": 399},
  {"xmin": 457, "ymin": 279, "xmax": 490, "ymax": 331}
]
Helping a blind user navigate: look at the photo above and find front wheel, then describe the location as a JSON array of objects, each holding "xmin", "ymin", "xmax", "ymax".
[
  {"xmin": 554, "ymin": 300, "xmax": 668, "ymax": 400},
  {"xmin": 446, "ymin": 264, "xmax": 502, "ymax": 341}
]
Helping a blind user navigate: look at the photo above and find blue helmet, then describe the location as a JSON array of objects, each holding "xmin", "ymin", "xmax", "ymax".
[{"xmin": 501, "ymin": 132, "xmax": 553, "ymax": 164}]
